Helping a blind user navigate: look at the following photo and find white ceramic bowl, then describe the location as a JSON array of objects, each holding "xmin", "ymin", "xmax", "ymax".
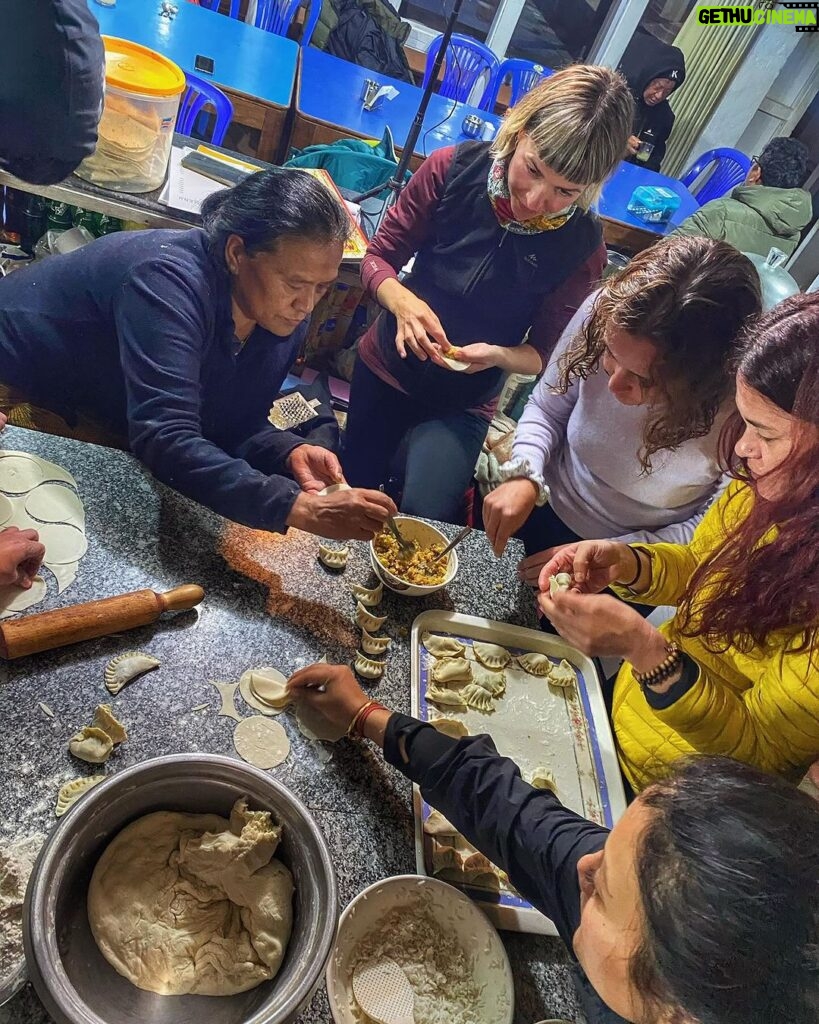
[
  {"xmin": 370, "ymin": 516, "xmax": 459, "ymax": 597},
  {"xmin": 326, "ymin": 874, "xmax": 513, "ymax": 1024}
]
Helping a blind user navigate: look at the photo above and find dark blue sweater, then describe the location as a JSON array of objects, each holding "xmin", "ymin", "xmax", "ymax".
[{"xmin": 0, "ymin": 228, "xmax": 312, "ymax": 532}]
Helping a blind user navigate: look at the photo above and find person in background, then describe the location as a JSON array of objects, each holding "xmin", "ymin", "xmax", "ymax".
[
  {"xmin": 289, "ymin": 662, "xmax": 819, "ymax": 1024},
  {"xmin": 538, "ymin": 293, "xmax": 819, "ymax": 793},
  {"xmin": 0, "ymin": 0, "xmax": 103, "ymax": 185},
  {"xmin": 618, "ymin": 33, "xmax": 686, "ymax": 173},
  {"xmin": 481, "ymin": 237, "xmax": 760, "ymax": 584},
  {"xmin": 343, "ymin": 65, "xmax": 634, "ymax": 524},
  {"xmin": 672, "ymin": 137, "xmax": 812, "ymax": 258},
  {"xmin": 0, "ymin": 170, "xmax": 396, "ymax": 541}
]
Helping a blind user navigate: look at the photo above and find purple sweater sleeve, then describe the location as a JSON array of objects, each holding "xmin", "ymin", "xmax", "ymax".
[{"xmin": 511, "ymin": 293, "xmax": 598, "ymax": 473}]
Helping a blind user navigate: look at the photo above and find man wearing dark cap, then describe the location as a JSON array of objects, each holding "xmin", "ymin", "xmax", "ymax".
[
  {"xmin": 673, "ymin": 137, "xmax": 812, "ymax": 258},
  {"xmin": 618, "ymin": 32, "xmax": 686, "ymax": 173},
  {"xmin": 1, "ymin": 0, "xmax": 103, "ymax": 185}
]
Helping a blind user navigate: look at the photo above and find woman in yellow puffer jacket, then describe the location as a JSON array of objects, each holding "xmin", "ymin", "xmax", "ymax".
[{"xmin": 537, "ymin": 292, "xmax": 819, "ymax": 792}]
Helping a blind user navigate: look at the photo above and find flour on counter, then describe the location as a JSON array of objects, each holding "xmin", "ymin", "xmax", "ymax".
[{"xmin": 0, "ymin": 833, "xmax": 45, "ymax": 983}]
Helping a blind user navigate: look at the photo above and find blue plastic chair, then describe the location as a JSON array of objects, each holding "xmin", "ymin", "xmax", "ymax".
[
  {"xmin": 197, "ymin": 0, "xmax": 318, "ymax": 46},
  {"xmin": 480, "ymin": 57, "xmax": 552, "ymax": 111},
  {"xmin": 680, "ymin": 148, "xmax": 752, "ymax": 205},
  {"xmin": 422, "ymin": 33, "xmax": 500, "ymax": 106},
  {"xmin": 178, "ymin": 73, "xmax": 234, "ymax": 146}
]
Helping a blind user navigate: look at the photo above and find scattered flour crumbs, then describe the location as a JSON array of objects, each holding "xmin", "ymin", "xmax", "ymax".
[
  {"xmin": 350, "ymin": 906, "xmax": 483, "ymax": 1024},
  {"xmin": 0, "ymin": 834, "xmax": 45, "ymax": 984}
]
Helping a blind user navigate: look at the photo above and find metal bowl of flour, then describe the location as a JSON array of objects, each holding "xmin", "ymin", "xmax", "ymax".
[{"xmin": 23, "ymin": 754, "xmax": 337, "ymax": 1024}]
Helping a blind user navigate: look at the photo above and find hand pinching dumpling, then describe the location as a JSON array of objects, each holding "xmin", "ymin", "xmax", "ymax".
[
  {"xmin": 472, "ymin": 641, "xmax": 511, "ymax": 670},
  {"xmin": 422, "ymin": 632, "xmax": 466, "ymax": 659},
  {"xmin": 431, "ymin": 656, "xmax": 472, "ymax": 684},
  {"xmin": 318, "ymin": 542, "xmax": 349, "ymax": 570},
  {"xmin": 548, "ymin": 658, "xmax": 577, "ymax": 687},
  {"xmin": 549, "ymin": 572, "xmax": 572, "ymax": 595},
  {"xmin": 517, "ymin": 652, "xmax": 553, "ymax": 677},
  {"xmin": 355, "ymin": 601, "xmax": 387, "ymax": 633},
  {"xmin": 104, "ymin": 651, "xmax": 160, "ymax": 695},
  {"xmin": 350, "ymin": 581, "xmax": 382, "ymax": 607}
]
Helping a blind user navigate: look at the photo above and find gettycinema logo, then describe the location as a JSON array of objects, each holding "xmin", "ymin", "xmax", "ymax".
[{"xmin": 697, "ymin": 3, "xmax": 818, "ymax": 30}]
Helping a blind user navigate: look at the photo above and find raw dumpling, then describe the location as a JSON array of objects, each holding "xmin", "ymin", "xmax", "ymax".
[
  {"xmin": 549, "ymin": 572, "xmax": 573, "ymax": 595},
  {"xmin": 353, "ymin": 651, "xmax": 384, "ymax": 679},
  {"xmin": 471, "ymin": 665, "xmax": 506, "ymax": 697},
  {"xmin": 248, "ymin": 668, "xmax": 290, "ymax": 709},
  {"xmin": 355, "ymin": 601, "xmax": 387, "ymax": 633},
  {"xmin": 423, "ymin": 810, "xmax": 459, "ymax": 836},
  {"xmin": 472, "ymin": 642, "xmax": 511, "ymax": 670},
  {"xmin": 462, "ymin": 682, "xmax": 495, "ymax": 713},
  {"xmin": 55, "ymin": 774, "xmax": 106, "ymax": 816},
  {"xmin": 361, "ymin": 629, "xmax": 391, "ymax": 656},
  {"xmin": 104, "ymin": 651, "xmax": 160, "ymax": 695},
  {"xmin": 530, "ymin": 767, "xmax": 558, "ymax": 793},
  {"xmin": 69, "ymin": 726, "xmax": 114, "ymax": 764},
  {"xmin": 92, "ymin": 704, "xmax": 127, "ymax": 744},
  {"xmin": 425, "ymin": 683, "xmax": 467, "ymax": 708},
  {"xmin": 318, "ymin": 543, "xmax": 349, "ymax": 570},
  {"xmin": 431, "ymin": 656, "xmax": 472, "ymax": 685},
  {"xmin": 430, "ymin": 717, "xmax": 468, "ymax": 739},
  {"xmin": 350, "ymin": 581, "xmax": 382, "ymax": 607},
  {"xmin": 548, "ymin": 659, "xmax": 577, "ymax": 688},
  {"xmin": 517, "ymin": 652, "xmax": 553, "ymax": 677},
  {"xmin": 422, "ymin": 633, "xmax": 465, "ymax": 659}
]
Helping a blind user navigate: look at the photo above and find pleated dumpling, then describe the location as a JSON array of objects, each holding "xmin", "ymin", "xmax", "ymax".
[
  {"xmin": 430, "ymin": 717, "xmax": 469, "ymax": 738},
  {"xmin": 517, "ymin": 652, "xmax": 553, "ymax": 677},
  {"xmin": 426, "ymin": 683, "xmax": 467, "ymax": 708},
  {"xmin": 462, "ymin": 682, "xmax": 495, "ymax": 713},
  {"xmin": 422, "ymin": 633, "xmax": 465, "ymax": 659},
  {"xmin": 431, "ymin": 656, "xmax": 472, "ymax": 685},
  {"xmin": 530, "ymin": 766, "xmax": 558, "ymax": 793},
  {"xmin": 548, "ymin": 658, "xmax": 576, "ymax": 688},
  {"xmin": 549, "ymin": 572, "xmax": 572, "ymax": 595},
  {"xmin": 472, "ymin": 642, "xmax": 511, "ymax": 670}
]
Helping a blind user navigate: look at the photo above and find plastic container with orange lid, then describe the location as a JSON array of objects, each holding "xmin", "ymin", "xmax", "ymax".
[{"xmin": 76, "ymin": 37, "xmax": 186, "ymax": 193}]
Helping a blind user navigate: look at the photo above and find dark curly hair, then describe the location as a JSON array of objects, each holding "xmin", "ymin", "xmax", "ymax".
[
  {"xmin": 631, "ymin": 756, "xmax": 819, "ymax": 1024},
  {"xmin": 757, "ymin": 136, "xmax": 810, "ymax": 189},
  {"xmin": 557, "ymin": 235, "xmax": 761, "ymax": 470},
  {"xmin": 677, "ymin": 292, "xmax": 819, "ymax": 654}
]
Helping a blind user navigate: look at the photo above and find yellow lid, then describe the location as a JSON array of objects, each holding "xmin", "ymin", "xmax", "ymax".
[{"xmin": 102, "ymin": 36, "xmax": 186, "ymax": 97}]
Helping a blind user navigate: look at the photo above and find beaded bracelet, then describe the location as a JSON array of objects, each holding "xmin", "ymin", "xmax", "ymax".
[{"xmin": 633, "ymin": 642, "xmax": 682, "ymax": 689}]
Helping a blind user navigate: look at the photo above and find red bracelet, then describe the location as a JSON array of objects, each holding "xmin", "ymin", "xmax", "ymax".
[{"xmin": 353, "ymin": 701, "xmax": 388, "ymax": 738}]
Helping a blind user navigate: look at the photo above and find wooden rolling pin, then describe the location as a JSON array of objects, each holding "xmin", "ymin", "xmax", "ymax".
[{"xmin": 0, "ymin": 584, "xmax": 204, "ymax": 660}]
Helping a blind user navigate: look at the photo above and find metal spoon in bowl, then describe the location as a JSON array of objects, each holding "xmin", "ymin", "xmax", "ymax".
[
  {"xmin": 431, "ymin": 525, "xmax": 472, "ymax": 563},
  {"xmin": 378, "ymin": 485, "xmax": 415, "ymax": 556}
]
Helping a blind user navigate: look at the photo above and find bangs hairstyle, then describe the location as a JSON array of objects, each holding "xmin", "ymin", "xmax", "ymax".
[
  {"xmin": 557, "ymin": 236, "xmax": 761, "ymax": 470},
  {"xmin": 677, "ymin": 292, "xmax": 819, "ymax": 655},
  {"xmin": 201, "ymin": 166, "xmax": 349, "ymax": 263},
  {"xmin": 491, "ymin": 64, "xmax": 634, "ymax": 210},
  {"xmin": 632, "ymin": 757, "xmax": 819, "ymax": 1024}
]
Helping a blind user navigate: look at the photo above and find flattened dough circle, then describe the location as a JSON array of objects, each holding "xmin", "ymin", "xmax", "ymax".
[
  {"xmin": 0, "ymin": 577, "xmax": 47, "ymax": 615},
  {"xmin": 0, "ymin": 455, "xmax": 44, "ymax": 493},
  {"xmin": 233, "ymin": 717, "xmax": 291, "ymax": 769},
  {"xmin": 239, "ymin": 668, "xmax": 286, "ymax": 716},
  {"xmin": 25, "ymin": 483, "xmax": 84, "ymax": 525},
  {"xmin": 38, "ymin": 523, "xmax": 88, "ymax": 563},
  {"xmin": 0, "ymin": 494, "xmax": 12, "ymax": 527}
]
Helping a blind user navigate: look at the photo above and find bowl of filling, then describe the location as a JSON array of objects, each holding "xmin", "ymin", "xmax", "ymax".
[
  {"xmin": 326, "ymin": 874, "xmax": 514, "ymax": 1024},
  {"xmin": 23, "ymin": 754, "xmax": 337, "ymax": 1024},
  {"xmin": 370, "ymin": 517, "xmax": 459, "ymax": 597}
]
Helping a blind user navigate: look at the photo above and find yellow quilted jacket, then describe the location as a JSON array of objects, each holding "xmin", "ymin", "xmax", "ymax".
[{"xmin": 612, "ymin": 481, "xmax": 819, "ymax": 792}]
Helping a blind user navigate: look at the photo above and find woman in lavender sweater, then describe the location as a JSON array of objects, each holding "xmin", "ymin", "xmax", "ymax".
[{"xmin": 483, "ymin": 236, "xmax": 760, "ymax": 583}]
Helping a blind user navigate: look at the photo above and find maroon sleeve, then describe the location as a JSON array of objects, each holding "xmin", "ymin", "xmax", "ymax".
[
  {"xmin": 527, "ymin": 241, "xmax": 606, "ymax": 364},
  {"xmin": 360, "ymin": 146, "xmax": 454, "ymax": 301}
]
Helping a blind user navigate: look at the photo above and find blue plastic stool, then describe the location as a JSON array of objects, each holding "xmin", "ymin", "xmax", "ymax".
[
  {"xmin": 197, "ymin": 0, "xmax": 318, "ymax": 44},
  {"xmin": 178, "ymin": 73, "xmax": 234, "ymax": 146},
  {"xmin": 681, "ymin": 148, "xmax": 752, "ymax": 205},
  {"xmin": 423, "ymin": 32, "xmax": 500, "ymax": 107},
  {"xmin": 480, "ymin": 57, "xmax": 552, "ymax": 111}
]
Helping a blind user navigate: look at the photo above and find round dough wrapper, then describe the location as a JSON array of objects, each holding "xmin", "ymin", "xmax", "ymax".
[
  {"xmin": 0, "ymin": 577, "xmax": 47, "ymax": 615},
  {"xmin": 0, "ymin": 455, "xmax": 44, "ymax": 494},
  {"xmin": 233, "ymin": 717, "xmax": 291, "ymax": 769},
  {"xmin": 0, "ymin": 494, "xmax": 13, "ymax": 527},
  {"xmin": 25, "ymin": 483, "xmax": 84, "ymax": 525},
  {"xmin": 38, "ymin": 523, "xmax": 88, "ymax": 564},
  {"xmin": 248, "ymin": 667, "xmax": 289, "ymax": 709},
  {"xmin": 239, "ymin": 670, "xmax": 284, "ymax": 717}
]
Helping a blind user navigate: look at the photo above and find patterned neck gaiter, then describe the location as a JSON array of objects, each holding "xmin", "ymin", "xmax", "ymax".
[{"xmin": 487, "ymin": 155, "xmax": 576, "ymax": 235}]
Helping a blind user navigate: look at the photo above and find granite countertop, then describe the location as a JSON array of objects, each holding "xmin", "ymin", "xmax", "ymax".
[{"xmin": 0, "ymin": 425, "xmax": 583, "ymax": 1024}]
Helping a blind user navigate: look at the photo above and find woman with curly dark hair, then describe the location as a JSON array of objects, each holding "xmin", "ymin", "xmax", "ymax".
[
  {"xmin": 537, "ymin": 292, "xmax": 819, "ymax": 791},
  {"xmin": 483, "ymin": 235, "xmax": 761, "ymax": 576}
]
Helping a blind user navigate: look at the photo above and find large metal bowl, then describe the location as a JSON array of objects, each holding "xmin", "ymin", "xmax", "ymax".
[{"xmin": 23, "ymin": 754, "xmax": 337, "ymax": 1024}]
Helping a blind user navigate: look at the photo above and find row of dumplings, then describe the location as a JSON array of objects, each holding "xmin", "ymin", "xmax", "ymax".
[{"xmin": 351, "ymin": 581, "xmax": 390, "ymax": 679}]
